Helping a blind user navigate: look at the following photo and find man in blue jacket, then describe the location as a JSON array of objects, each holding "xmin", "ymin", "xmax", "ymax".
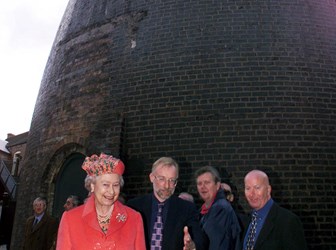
[{"xmin": 195, "ymin": 166, "xmax": 241, "ymax": 250}]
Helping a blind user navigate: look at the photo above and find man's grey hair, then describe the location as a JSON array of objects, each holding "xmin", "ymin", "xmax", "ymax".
[
  {"xmin": 68, "ymin": 195, "xmax": 81, "ymax": 207},
  {"xmin": 194, "ymin": 166, "xmax": 221, "ymax": 183},
  {"xmin": 152, "ymin": 157, "xmax": 179, "ymax": 175}
]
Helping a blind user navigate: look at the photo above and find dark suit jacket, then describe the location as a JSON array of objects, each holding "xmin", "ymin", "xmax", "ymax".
[
  {"xmin": 243, "ymin": 203, "xmax": 307, "ymax": 250},
  {"xmin": 23, "ymin": 213, "xmax": 58, "ymax": 250},
  {"xmin": 127, "ymin": 194, "xmax": 207, "ymax": 250}
]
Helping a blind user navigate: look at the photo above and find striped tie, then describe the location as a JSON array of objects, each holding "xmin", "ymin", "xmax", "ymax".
[{"xmin": 246, "ymin": 211, "xmax": 258, "ymax": 250}]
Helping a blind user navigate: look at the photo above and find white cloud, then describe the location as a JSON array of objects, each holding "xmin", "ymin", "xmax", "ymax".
[{"xmin": 0, "ymin": 0, "xmax": 69, "ymax": 139}]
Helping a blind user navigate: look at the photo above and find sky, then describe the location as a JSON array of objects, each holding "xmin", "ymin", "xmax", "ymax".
[{"xmin": 0, "ymin": 0, "xmax": 69, "ymax": 140}]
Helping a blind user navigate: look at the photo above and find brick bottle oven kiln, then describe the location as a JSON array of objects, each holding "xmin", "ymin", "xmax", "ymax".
[{"xmin": 11, "ymin": 0, "xmax": 335, "ymax": 249}]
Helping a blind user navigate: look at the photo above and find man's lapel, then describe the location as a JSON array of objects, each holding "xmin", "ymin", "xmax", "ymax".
[{"xmin": 254, "ymin": 203, "xmax": 277, "ymax": 249}]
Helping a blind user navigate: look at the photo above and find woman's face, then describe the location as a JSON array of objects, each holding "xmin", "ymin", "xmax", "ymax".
[{"xmin": 92, "ymin": 173, "xmax": 121, "ymax": 208}]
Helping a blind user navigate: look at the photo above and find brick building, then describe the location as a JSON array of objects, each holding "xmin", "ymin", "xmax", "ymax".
[
  {"xmin": 0, "ymin": 132, "xmax": 28, "ymax": 248},
  {"xmin": 11, "ymin": 0, "xmax": 336, "ymax": 249}
]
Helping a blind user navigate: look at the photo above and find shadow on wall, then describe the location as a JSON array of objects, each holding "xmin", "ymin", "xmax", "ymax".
[{"xmin": 123, "ymin": 156, "xmax": 151, "ymax": 200}]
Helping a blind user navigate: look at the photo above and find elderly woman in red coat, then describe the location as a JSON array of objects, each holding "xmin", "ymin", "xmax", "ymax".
[{"xmin": 56, "ymin": 153, "xmax": 146, "ymax": 250}]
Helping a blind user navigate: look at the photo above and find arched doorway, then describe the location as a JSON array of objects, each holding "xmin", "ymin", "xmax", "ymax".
[{"xmin": 53, "ymin": 153, "xmax": 87, "ymax": 219}]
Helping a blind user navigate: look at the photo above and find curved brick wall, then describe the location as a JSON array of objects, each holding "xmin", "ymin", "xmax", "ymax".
[{"xmin": 12, "ymin": 0, "xmax": 335, "ymax": 249}]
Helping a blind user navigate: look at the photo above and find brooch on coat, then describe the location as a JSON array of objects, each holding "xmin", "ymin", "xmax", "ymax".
[{"xmin": 116, "ymin": 213, "xmax": 127, "ymax": 222}]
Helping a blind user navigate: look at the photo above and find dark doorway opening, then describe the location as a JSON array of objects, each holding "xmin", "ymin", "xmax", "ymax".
[{"xmin": 53, "ymin": 153, "xmax": 87, "ymax": 219}]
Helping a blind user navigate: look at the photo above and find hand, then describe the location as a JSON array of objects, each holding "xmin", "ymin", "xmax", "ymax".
[{"xmin": 183, "ymin": 226, "xmax": 196, "ymax": 250}]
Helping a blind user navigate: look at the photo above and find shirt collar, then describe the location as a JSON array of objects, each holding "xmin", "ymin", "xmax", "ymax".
[
  {"xmin": 255, "ymin": 198, "xmax": 273, "ymax": 218},
  {"xmin": 152, "ymin": 193, "xmax": 169, "ymax": 205},
  {"xmin": 35, "ymin": 212, "xmax": 45, "ymax": 221}
]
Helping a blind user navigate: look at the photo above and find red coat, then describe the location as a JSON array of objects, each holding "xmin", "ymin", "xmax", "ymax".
[{"xmin": 56, "ymin": 195, "xmax": 146, "ymax": 250}]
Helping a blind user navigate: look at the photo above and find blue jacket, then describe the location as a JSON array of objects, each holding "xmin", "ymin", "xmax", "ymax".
[{"xmin": 200, "ymin": 189, "xmax": 241, "ymax": 250}]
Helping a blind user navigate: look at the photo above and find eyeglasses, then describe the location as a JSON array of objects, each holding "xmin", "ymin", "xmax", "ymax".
[{"xmin": 153, "ymin": 175, "xmax": 178, "ymax": 186}]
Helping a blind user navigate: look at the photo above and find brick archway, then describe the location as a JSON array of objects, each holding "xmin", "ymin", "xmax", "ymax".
[{"xmin": 41, "ymin": 143, "xmax": 88, "ymax": 220}]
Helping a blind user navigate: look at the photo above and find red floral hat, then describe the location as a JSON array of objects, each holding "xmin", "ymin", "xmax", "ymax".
[{"xmin": 82, "ymin": 153, "xmax": 125, "ymax": 176}]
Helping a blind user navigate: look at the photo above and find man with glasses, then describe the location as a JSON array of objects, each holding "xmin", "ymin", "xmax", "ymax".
[{"xmin": 127, "ymin": 157, "xmax": 207, "ymax": 250}]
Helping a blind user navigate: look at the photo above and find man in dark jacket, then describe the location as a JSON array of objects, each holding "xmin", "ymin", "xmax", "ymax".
[
  {"xmin": 23, "ymin": 197, "xmax": 58, "ymax": 250},
  {"xmin": 243, "ymin": 170, "xmax": 307, "ymax": 250},
  {"xmin": 127, "ymin": 157, "xmax": 207, "ymax": 250}
]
